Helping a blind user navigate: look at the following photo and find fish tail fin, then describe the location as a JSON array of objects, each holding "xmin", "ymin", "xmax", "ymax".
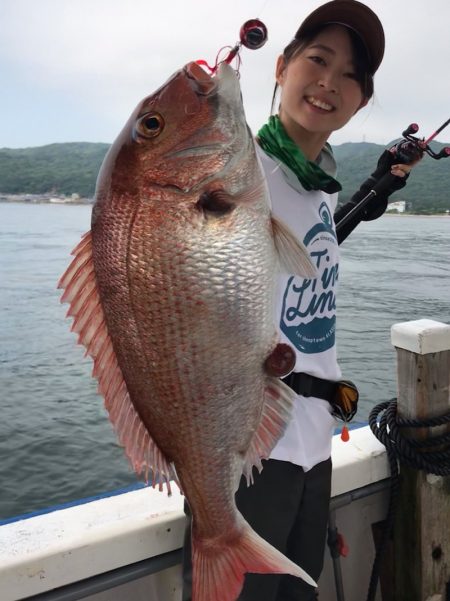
[{"xmin": 191, "ymin": 522, "xmax": 316, "ymax": 601}]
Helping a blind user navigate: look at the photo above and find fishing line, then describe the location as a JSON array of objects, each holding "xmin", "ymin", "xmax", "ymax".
[{"xmin": 254, "ymin": 0, "xmax": 271, "ymax": 20}]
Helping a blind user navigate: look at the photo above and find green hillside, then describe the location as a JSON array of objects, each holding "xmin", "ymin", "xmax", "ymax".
[
  {"xmin": 0, "ymin": 143, "xmax": 109, "ymax": 197},
  {"xmin": 0, "ymin": 140, "xmax": 449, "ymax": 212}
]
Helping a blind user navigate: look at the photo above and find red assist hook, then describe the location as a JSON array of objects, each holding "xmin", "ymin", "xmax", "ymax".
[{"xmin": 196, "ymin": 18, "xmax": 268, "ymax": 74}]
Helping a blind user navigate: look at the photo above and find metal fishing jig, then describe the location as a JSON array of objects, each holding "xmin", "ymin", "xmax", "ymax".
[
  {"xmin": 196, "ymin": 18, "xmax": 268, "ymax": 74},
  {"xmin": 239, "ymin": 19, "xmax": 268, "ymax": 50}
]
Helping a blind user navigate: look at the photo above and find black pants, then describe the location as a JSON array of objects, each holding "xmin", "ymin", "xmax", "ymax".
[{"xmin": 182, "ymin": 457, "xmax": 332, "ymax": 601}]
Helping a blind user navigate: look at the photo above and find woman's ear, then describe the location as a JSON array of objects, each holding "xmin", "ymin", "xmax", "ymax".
[
  {"xmin": 356, "ymin": 96, "xmax": 369, "ymax": 112},
  {"xmin": 275, "ymin": 55, "xmax": 286, "ymax": 85}
]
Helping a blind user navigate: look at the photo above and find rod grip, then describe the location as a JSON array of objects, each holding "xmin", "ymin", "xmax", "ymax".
[{"xmin": 371, "ymin": 172, "xmax": 399, "ymax": 197}]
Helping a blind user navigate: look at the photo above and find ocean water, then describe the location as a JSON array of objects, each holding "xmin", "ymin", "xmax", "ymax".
[{"xmin": 0, "ymin": 203, "xmax": 449, "ymax": 520}]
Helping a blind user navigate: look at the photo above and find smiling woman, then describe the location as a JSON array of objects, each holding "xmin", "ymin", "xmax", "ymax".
[{"xmin": 274, "ymin": 25, "xmax": 371, "ymax": 158}]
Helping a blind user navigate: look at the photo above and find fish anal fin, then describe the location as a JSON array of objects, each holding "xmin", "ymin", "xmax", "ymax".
[
  {"xmin": 191, "ymin": 520, "xmax": 316, "ymax": 601},
  {"xmin": 271, "ymin": 216, "xmax": 317, "ymax": 279},
  {"xmin": 59, "ymin": 231, "xmax": 177, "ymax": 493},
  {"xmin": 242, "ymin": 378, "xmax": 296, "ymax": 485}
]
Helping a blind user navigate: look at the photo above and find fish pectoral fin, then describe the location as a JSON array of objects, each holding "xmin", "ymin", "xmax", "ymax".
[
  {"xmin": 58, "ymin": 231, "xmax": 177, "ymax": 493},
  {"xmin": 191, "ymin": 520, "xmax": 316, "ymax": 601},
  {"xmin": 271, "ymin": 216, "xmax": 317, "ymax": 279},
  {"xmin": 242, "ymin": 378, "xmax": 296, "ymax": 485}
]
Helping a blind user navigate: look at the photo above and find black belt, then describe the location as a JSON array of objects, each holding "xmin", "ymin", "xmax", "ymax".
[
  {"xmin": 283, "ymin": 372, "xmax": 359, "ymax": 423},
  {"xmin": 283, "ymin": 372, "xmax": 337, "ymax": 402}
]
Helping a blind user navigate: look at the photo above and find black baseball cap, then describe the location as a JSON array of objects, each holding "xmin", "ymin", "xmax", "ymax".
[{"xmin": 295, "ymin": 0, "xmax": 385, "ymax": 75}]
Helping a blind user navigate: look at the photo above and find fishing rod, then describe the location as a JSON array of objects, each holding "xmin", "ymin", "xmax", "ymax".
[
  {"xmin": 196, "ymin": 18, "xmax": 268, "ymax": 74},
  {"xmin": 424, "ymin": 117, "xmax": 450, "ymax": 145},
  {"xmin": 335, "ymin": 120, "xmax": 450, "ymax": 235}
]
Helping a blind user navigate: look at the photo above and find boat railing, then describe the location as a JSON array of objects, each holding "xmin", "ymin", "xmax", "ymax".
[{"xmin": 0, "ymin": 424, "xmax": 390, "ymax": 601}]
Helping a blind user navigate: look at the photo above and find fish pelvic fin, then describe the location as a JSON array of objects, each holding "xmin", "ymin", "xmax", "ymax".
[
  {"xmin": 271, "ymin": 216, "xmax": 317, "ymax": 279},
  {"xmin": 191, "ymin": 520, "xmax": 316, "ymax": 601},
  {"xmin": 243, "ymin": 378, "xmax": 296, "ymax": 485},
  {"xmin": 58, "ymin": 231, "xmax": 177, "ymax": 493}
]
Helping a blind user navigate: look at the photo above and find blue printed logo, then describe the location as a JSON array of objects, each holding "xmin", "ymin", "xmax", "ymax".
[{"xmin": 280, "ymin": 202, "xmax": 338, "ymax": 354}]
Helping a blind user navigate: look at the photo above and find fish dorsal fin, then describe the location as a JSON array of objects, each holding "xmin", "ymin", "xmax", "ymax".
[
  {"xmin": 271, "ymin": 216, "xmax": 317, "ymax": 279},
  {"xmin": 242, "ymin": 378, "xmax": 297, "ymax": 485},
  {"xmin": 58, "ymin": 231, "xmax": 177, "ymax": 493}
]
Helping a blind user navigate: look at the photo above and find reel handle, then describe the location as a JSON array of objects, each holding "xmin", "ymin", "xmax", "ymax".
[
  {"xmin": 402, "ymin": 123, "xmax": 419, "ymax": 137},
  {"xmin": 436, "ymin": 147, "xmax": 450, "ymax": 160}
]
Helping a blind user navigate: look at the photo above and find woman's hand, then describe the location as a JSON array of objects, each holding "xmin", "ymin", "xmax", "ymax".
[{"xmin": 390, "ymin": 153, "xmax": 423, "ymax": 178}]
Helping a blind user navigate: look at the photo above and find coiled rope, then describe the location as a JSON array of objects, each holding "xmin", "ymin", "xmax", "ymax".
[{"xmin": 366, "ymin": 398, "xmax": 450, "ymax": 601}]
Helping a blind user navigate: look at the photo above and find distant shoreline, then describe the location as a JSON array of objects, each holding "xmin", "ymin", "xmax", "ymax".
[
  {"xmin": 0, "ymin": 196, "xmax": 92, "ymax": 206},
  {"xmin": 1, "ymin": 198, "xmax": 449, "ymax": 217},
  {"xmin": 384, "ymin": 212, "xmax": 450, "ymax": 217}
]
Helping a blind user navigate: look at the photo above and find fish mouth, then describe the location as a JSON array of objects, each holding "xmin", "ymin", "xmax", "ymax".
[
  {"xmin": 166, "ymin": 63, "xmax": 238, "ymax": 160},
  {"xmin": 184, "ymin": 62, "xmax": 218, "ymax": 96},
  {"xmin": 184, "ymin": 61, "xmax": 241, "ymax": 104},
  {"xmin": 215, "ymin": 62, "xmax": 242, "ymax": 105},
  {"xmin": 167, "ymin": 62, "xmax": 242, "ymax": 162}
]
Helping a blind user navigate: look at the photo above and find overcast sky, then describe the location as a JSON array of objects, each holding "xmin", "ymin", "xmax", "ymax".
[{"xmin": 1, "ymin": 0, "xmax": 449, "ymax": 149}]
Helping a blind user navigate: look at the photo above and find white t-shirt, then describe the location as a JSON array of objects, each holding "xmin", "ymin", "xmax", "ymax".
[{"xmin": 257, "ymin": 146, "xmax": 340, "ymax": 472}]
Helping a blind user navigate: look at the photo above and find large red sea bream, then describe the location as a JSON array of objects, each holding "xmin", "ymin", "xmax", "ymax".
[{"xmin": 59, "ymin": 61, "xmax": 316, "ymax": 601}]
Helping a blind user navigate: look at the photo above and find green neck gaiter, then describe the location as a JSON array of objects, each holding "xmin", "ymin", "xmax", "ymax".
[{"xmin": 257, "ymin": 115, "xmax": 341, "ymax": 194}]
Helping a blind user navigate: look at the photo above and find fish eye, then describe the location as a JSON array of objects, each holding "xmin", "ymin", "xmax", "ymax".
[{"xmin": 136, "ymin": 112, "xmax": 165, "ymax": 138}]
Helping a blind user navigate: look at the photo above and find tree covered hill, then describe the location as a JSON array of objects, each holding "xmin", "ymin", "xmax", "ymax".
[
  {"xmin": 1, "ymin": 140, "xmax": 449, "ymax": 212},
  {"xmin": 0, "ymin": 143, "xmax": 109, "ymax": 198}
]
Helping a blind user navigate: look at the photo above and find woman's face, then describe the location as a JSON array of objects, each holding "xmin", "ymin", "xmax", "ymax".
[{"xmin": 276, "ymin": 25, "xmax": 368, "ymax": 141}]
